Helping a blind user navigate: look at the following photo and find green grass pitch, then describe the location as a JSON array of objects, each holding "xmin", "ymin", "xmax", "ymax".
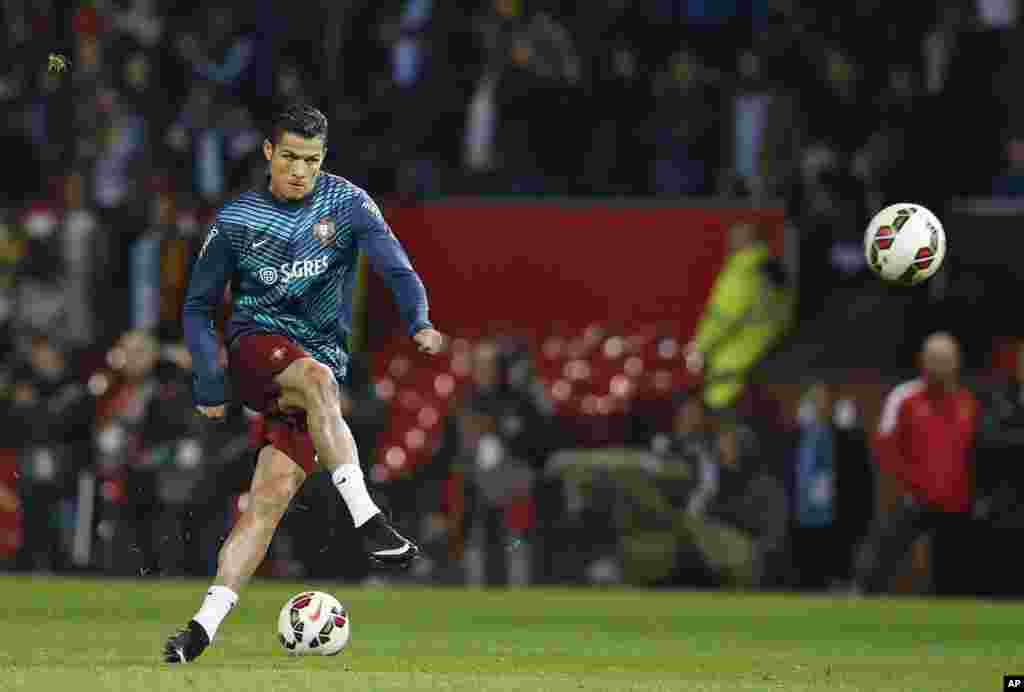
[{"xmin": 0, "ymin": 575, "xmax": 1020, "ymax": 691}]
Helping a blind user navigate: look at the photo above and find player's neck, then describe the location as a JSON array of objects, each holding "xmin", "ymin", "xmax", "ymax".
[
  {"xmin": 266, "ymin": 183, "xmax": 296, "ymax": 204},
  {"xmin": 924, "ymin": 378, "xmax": 958, "ymax": 397}
]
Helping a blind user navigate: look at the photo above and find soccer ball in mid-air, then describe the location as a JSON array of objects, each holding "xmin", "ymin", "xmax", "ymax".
[
  {"xmin": 864, "ymin": 203, "xmax": 946, "ymax": 285},
  {"xmin": 277, "ymin": 591, "xmax": 350, "ymax": 656}
]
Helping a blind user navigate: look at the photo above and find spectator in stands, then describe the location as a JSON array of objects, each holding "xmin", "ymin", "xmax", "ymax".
[
  {"xmin": 19, "ymin": 55, "xmax": 67, "ymax": 178},
  {"xmin": 852, "ymin": 332, "xmax": 979, "ymax": 595},
  {"xmin": 381, "ymin": 0, "xmax": 470, "ymax": 200},
  {"xmin": 644, "ymin": 49, "xmax": 720, "ymax": 196},
  {"xmin": 790, "ymin": 381, "xmax": 837, "ymax": 590},
  {"xmin": 112, "ymin": 0, "xmax": 165, "ymax": 49},
  {"xmin": 174, "ymin": 4, "xmax": 254, "ymax": 99},
  {"xmin": 806, "ymin": 44, "xmax": 869, "ymax": 163},
  {"xmin": 853, "ymin": 65, "xmax": 922, "ymax": 214},
  {"xmin": 614, "ymin": 389, "xmax": 717, "ymax": 587},
  {"xmin": 175, "ymin": 402, "xmax": 257, "ymax": 578},
  {"xmin": 91, "ymin": 85, "xmax": 153, "ymax": 223},
  {"xmin": 793, "ymin": 151, "xmax": 871, "ymax": 321},
  {"xmin": 581, "ymin": 39, "xmax": 649, "ymax": 195},
  {"xmin": 922, "ymin": 2, "xmax": 974, "ymax": 97},
  {"xmin": 270, "ymin": 61, "xmax": 314, "ymax": 116},
  {"xmin": 430, "ymin": 338, "xmax": 554, "ymax": 585},
  {"xmin": 101, "ymin": 334, "xmax": 245, "ymax": 578},
  {"xmin": 685, "ymin": 222, "xmax": 795, "ymax": 411},
  {"xmin": 15, "ymin": 199, "xmax": 66, "ymax": 339},
  {"xmin": 789, "ymin": 380, "xmax": 873, "ymax": 590},
  {"xmin": 164, "ymin": 82, "xmax": 261, "ymax": 206},
  {"xmin": 95, "ymin": 329, "xmax": 164, "ymax": 575},
  {"xmin": 137, "ymin": 341, "xmax": 206, "ymax": 576},
  {"xmin": 649, "ymin": 389, "xmax": 717, "ymax": 517},
  {"xmin": 462, "ymin": 0, "xmax": 516, "ymax": 181},
  {"xmin": 723, "ymin": 48, "xmax": 805, "ymax": 202},
  {"xmin": 68, "ymin": 15, "xmax": 109, "ymax": 160},
  {"xmin": 60, "ymin": 170, "xmax": 104, "ymax": 347},
  {"xmin": 672, "ymin": 417, "xmax": 788, "ymax": 588},
  {"xmin": 974, "ymin": 340, "xmax": 1024, "ymax": 531},
  {"xmin": 465, "ymin": 0, "xmax": 581, "ymax": 193},
  {"xmin": 8, "ymin": 332, "xmax": 94, "ymax": 572}
]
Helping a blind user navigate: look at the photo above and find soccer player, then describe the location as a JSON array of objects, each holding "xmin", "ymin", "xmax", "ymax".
[{"xmin": 164, "ymin": 105, "xmax": 444, "ymax": 663}]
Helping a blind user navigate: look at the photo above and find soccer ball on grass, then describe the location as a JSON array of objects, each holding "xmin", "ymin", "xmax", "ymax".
[
  {"xmin": 864, "ymin": 203, "xmax": 946, "ymax": 285},
  {"xmin": 277, "ymin": 591, "xmax": 350, "ymax": 656}
]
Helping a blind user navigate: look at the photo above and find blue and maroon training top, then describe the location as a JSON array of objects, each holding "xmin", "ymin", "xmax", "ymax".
[{"xmin": 183, "ymin": 173, "xmax": 431, "ymax": 406}]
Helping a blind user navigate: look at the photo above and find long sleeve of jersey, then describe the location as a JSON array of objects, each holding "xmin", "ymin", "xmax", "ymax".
[
  {"xmin": 183, "ymin": 225, "xmax": 235, "ymax": 406},
  {"xmin": 354, "ymin": 193, "xmax": 431, "ymax": 336},
  {"xmin": 874, "ymin": 387, "xmax": 917, "ymax": 494}
]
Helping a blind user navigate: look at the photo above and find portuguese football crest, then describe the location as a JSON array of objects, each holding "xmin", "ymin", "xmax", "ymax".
[{"xmin": 313, "ymin": 217, "xmax": 336, "ymax": 246}]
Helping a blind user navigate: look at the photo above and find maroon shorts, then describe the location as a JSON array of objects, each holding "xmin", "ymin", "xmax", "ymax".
[{"xmin": 229, "ymin": 333, "xmax": 318, "ymax": 473}]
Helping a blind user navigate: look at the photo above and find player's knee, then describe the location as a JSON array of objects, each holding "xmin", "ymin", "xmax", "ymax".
[{"xmin": 296, "ymin": 359, "xmax": 338, "ymax": 406}]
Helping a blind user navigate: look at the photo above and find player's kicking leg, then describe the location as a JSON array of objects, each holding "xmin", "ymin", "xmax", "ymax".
[
  {"xmin": 274, "ymin": 357, "xmax": 419, "ymax": 567},
  {"xmin": 164, "ymin": 445, "xmax": 306, "ymax": 663}
]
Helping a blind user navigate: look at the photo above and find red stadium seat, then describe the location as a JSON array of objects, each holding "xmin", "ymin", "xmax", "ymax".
[
  {"xmin": 374, "ymin": 376, "xmax": 396, "ymax": 402},
  {"xmin": 624, "ymin": 355, "xmax": 645, "ymax": 378}
]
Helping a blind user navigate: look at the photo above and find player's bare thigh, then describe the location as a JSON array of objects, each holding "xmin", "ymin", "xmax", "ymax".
[{"xmin": 273, "ymin": 356, "xmax": 338, "ymax": 414}]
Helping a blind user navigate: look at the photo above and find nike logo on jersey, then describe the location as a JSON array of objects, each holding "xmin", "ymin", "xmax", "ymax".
[{"xmin": 252, "ymin": 238, "xmax": 270, "ymax": 249}]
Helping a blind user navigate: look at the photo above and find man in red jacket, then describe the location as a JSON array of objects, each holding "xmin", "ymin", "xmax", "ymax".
[{"xmin": 852, "ymin": 332, "xmax": 978, "ymax": 594}]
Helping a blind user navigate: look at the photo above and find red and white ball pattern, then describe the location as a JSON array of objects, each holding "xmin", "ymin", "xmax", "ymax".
[
  {"xmin": 277, "ymin": 590, "xmax": 350, "ymax": 656},
  {"xmin": 864, "ymin": 203, "xmax": 946, "ymax": 285}
]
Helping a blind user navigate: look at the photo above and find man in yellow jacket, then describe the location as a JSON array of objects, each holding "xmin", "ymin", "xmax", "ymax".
[{"xmin": 685, "ymin": 223, "xmax": 794, "ymax": 411}]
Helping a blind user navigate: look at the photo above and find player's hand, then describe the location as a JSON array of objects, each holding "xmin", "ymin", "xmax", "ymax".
[
  {"xmin": 196, "ymin": 404, "xmax": 227, "ymax": 419},
  {"xmin": 413, "ymin": 328, "xmax": 445, "ymax": 355},
  {"xmin": 0, "ymin": 485, "xmax": 20, "ymax": 514},
  {"xmin": 684, "ymin": 341, "xmax": 704, "ymax": 374},
  {"xmin": 13, "ymin": 383, "xmax": 37, "ymax": 406}
]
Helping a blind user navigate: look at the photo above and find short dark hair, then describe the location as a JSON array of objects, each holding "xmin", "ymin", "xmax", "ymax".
[{"xmin": 270, "ymin": 104, "xmax": 328, "ymax": 147}]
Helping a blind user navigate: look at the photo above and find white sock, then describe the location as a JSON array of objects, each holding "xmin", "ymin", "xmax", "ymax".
[
  {"xmin": 332, "ymin": 463, "xmax": 380, "ymax": 527},
  {"xmin": 192, "ymin": 585, "xmax": 238, "ymax": 642}
]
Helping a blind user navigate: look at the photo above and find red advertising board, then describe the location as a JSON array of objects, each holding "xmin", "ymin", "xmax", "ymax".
[{"xmin": 367, "ymin": 201, "xmax": 785, "ymax": 341}]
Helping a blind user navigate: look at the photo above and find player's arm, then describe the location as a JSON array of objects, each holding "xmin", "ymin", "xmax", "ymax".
[
  {"xmin": 182, "ymin": 225, "xmax": 235, "ymax": 415},
  {"xmin": 353, "ymin": 192, "xmax": 443, "ymax": 354},
  {"xmin": 873, "ymin": 385, "xmax": 918, "ymax": 496}
]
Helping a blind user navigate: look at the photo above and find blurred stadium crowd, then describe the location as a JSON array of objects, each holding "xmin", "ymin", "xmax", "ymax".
[{"xmin": 1, "ymin": 0, "xmax": 1023, "ymax": 596}]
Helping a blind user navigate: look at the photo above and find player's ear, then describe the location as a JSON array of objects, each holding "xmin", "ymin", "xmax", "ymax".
[{"xmin": 263, "ymin": 138, "xmax": 274, "ymax": 162}]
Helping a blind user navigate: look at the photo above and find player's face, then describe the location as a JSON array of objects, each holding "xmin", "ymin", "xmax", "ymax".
[
  {"xmin": 472, "ymin": 342, "xmax": 500, "ymax": 388},
  {"xmin": 114, "ymin": 330, "xmax": 159, "ymax": 380},
  {"xmin": 921, "ymin": 336, "xmax": 960, "ymax": 388},
  {"xmin": 265, "ymin": 132, "xmax": 326, "ymax": 201}
]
